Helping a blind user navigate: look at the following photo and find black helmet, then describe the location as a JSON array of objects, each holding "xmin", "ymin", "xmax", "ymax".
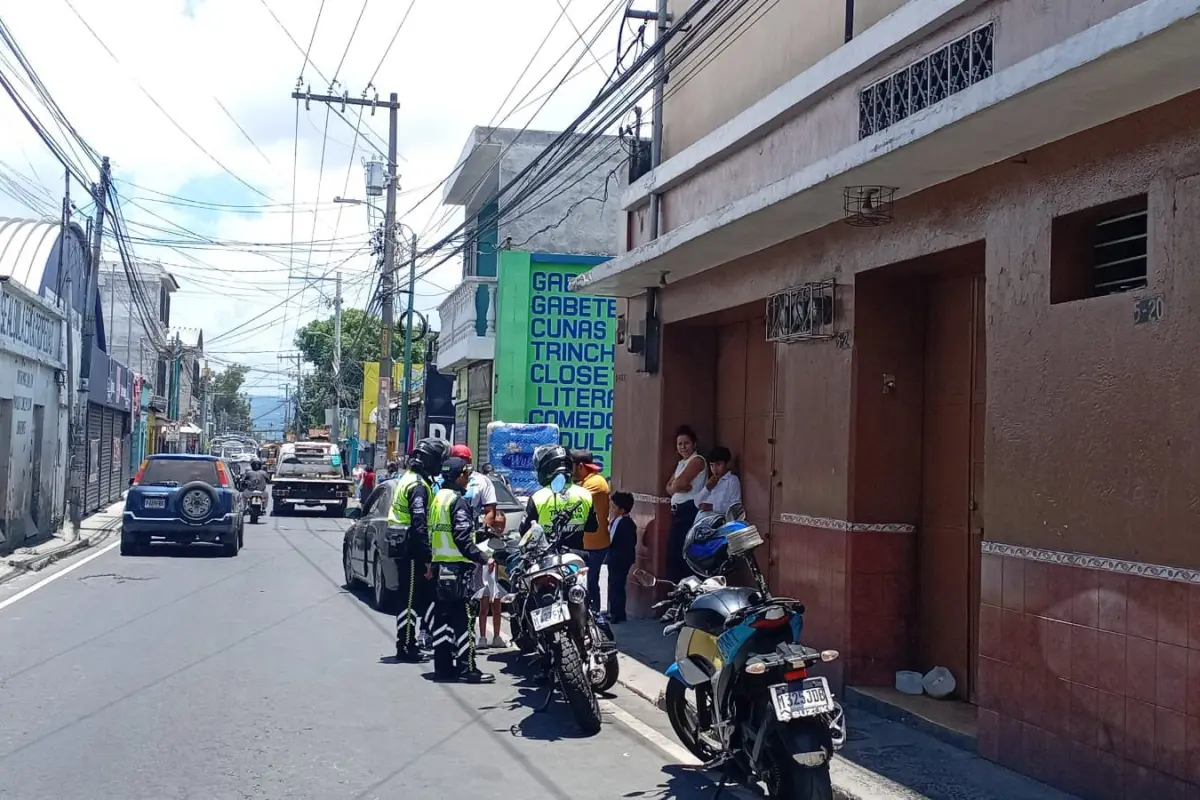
[
  {"xmin": 250, "ymin": 459, "xmax": 262, "ymax": 471},
  {"xmin": 683, "ymin": 512, "xmax": 737, "ymax": 578},
  {"xmin": 409, "ymin": 438, "xmax": 448, "ymax": 478},
  {"xmin": 533, "ymin": 444, "xmax": 573, "ymax": 487}
]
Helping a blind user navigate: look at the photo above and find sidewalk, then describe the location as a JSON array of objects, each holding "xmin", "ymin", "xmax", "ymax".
[
  {"xmin": 598, "ymin": 569, "xmax": 1079, "ymax": 800},
  {"xmin": 0, "ymin": 499, "xmax": 125, "ymax": 587}
]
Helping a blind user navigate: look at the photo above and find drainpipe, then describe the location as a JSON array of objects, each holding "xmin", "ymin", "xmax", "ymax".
[
  {"xmin": 844, "ymin": 0, "xmax": 855, "ymax": 43},
  {"xmin": 648, "ymin": 0, "xmax": 669, "ymax": 241}
]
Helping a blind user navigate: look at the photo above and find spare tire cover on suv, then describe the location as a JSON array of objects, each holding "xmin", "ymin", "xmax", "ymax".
[{"xmin": 178, "ymin": 481, "xmax": 219, "ymax": 522}]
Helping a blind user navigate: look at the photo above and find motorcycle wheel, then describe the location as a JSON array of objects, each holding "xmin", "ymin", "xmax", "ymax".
[
  {"xmin": 765, "ymin": 744, "xmax": 833, "ymax": 800},
  {"xmin": 589, "ymin": 622, "xmax": 620, "ymax": 693},
  {"xmin": 555, "ymin": 632, "xmax": 602, "ymax": 735},
  {"xmin": 665, "ymin": 680, "xmax": 722, "ymax": 763},
  {"xmin": 249, "ymin": 509, "xmax": 260, "ymax": 525}
]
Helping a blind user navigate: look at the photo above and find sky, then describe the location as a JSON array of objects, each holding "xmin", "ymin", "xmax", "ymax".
[{"xmin": 0, "ymin": 0, "xmax": 632, "ymax": 404}]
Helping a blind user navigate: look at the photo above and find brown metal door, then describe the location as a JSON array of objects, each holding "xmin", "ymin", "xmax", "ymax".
[{"xmin": 918, "ymin": 274, "xmax": 982, "ymax": 699}]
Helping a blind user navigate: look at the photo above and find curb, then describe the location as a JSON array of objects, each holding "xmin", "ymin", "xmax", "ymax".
[{"xmin": 0, "ymin": 517, "xmax": 121, "ymax": 588}]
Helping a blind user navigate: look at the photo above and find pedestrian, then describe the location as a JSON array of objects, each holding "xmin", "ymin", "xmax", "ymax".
[
  {"xmin": 606, "ymin": 491, "xmax": 638, "ymax": 623},
  {"xmin": 449, "ymin": 445, "xmax": 507, "ymax": 649},
  {"xmin": 570, "ymin": 449, "xmax": 611, "ymax": 611},
  {"xmin": 428, "ymin": 456, "xmax": 496, "ymax": 683},
  {"xmin": 359, "ymin": 464, "xmax": 377, "ymax": 504},
  {"xmin": 665, "ymin": 425, "xmax": 707, "ymax": 582},
  {"xmin": 387, "ymin": 438, "xmax": 447, "ymax": 663},
  {"xmin": 697, "ymin": 445, "xmax": 742, "ymax": 515}
]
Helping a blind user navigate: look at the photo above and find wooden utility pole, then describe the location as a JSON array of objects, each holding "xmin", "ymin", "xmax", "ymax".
[{"xmin": 292, "ymin": 87, "xmax": 401, "ymax": 468}]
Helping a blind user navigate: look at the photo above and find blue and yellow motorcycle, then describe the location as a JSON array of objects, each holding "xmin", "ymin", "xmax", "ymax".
[{"xmin": 633, "ymin": 506, "xmax": 846, "ymax": 799}]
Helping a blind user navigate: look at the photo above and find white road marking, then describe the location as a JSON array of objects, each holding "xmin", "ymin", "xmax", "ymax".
[
  {"xmin": 0, "ymin": 540, "xmax": 120, "ymax": 613},
  {"xmin": 600, "ymin": 699, "xmax": 699, "ymax": 765}
]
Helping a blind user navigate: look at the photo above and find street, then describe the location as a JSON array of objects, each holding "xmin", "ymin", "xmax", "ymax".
[{"xmin": 0, "ymin": 512, "xmax": 717, "ymax": 800}]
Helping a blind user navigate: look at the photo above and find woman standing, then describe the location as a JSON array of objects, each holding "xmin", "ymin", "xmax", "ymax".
[{"xmin": 664, "ymin": 425, "xmax": 708, "ymax": 582}]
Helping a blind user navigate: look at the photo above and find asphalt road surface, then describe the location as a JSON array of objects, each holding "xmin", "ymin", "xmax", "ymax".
[{"xmin": 0, "ymin": 511, "xmax": 719, "ymax": 800}]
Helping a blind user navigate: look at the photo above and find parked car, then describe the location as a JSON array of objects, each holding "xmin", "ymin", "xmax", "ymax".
[
  {"xmin": 488, "ymin": 475, "xmax": 525, "ymax": 538},
  {"xmin": 122, "ymin": 454, "xmax": 244, "ymax": 557},
  {"xmin": 342, "ymin": 480, "xmax": 404, "ymax": 610}
]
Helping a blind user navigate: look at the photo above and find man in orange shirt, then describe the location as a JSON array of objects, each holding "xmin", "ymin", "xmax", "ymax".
[{"xmin": 570, "ymin": 449, "xmax": 611, "ymax": 612}]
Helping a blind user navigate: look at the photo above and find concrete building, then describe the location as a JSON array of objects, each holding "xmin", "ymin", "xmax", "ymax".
[
  {"xmin": 571, "ymin": 1, "xmax": 1200, "ymax": 796},
  {"xmin": 437, "ymin": 127, "xmax": 624, "ymax": 462},
  {"xmin": 0, "ymin": 217, "xmax": 91, "ymax": 549},
  {"xmin": 162, "ymin": 327, "xmax": 204, "ymax": 452}
]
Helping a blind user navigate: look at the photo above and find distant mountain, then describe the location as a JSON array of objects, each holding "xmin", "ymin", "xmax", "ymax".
[{"xmin": 249, "ymin": 395, "xmax": 289, "ymax": 440}]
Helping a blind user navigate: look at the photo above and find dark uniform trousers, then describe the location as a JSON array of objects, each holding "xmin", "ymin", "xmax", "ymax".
[
  {"xmin": 394, "ymin": 558, "xmax": 435, "ymax": 656},
  {"xmin": 430, "ymin": 562, "xmax": 478, "ymax": 676}
]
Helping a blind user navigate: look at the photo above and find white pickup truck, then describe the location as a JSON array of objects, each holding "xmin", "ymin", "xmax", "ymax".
[{"xmin": 270, "ymin": 440, "xmax": 353, "ymax": 516}]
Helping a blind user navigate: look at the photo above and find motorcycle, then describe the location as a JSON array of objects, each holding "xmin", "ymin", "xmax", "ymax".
[
  {"xmin": 632, "ymin": 504, "xmax": 846, "ymax": 799},
  {"xmin": 494, "ymin": 505, "xmax": 617, "ymax": 734},
  {"xmin": 244, "ymin": 491, "xmax": 266, "ymax": 524}
]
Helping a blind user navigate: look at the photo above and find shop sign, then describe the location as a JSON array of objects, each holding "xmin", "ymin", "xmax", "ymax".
[{"xmin": 0, "ymin": 280, "xmax": 62, "ymax": 364}]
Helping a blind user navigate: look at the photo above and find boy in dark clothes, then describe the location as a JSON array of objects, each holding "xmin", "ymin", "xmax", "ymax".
[{"xmin": 606, "ymin": 492, "xmax": 638, "ymax": 623}]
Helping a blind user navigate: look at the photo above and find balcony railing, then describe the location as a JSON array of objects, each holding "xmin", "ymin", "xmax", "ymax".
[{"xmin": 436, "ymin": 276, "xmax": 497, "ymax": 371}]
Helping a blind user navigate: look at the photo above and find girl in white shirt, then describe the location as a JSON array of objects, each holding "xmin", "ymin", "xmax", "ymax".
[{"xmin": 664, "ymin": 425, "xmax": 708, "ymax": 582}]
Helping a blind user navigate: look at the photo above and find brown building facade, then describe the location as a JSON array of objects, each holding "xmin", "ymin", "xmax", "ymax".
[{"xmin": 572, "ymin": 1, "xmax": 1200, "ymax": 797}]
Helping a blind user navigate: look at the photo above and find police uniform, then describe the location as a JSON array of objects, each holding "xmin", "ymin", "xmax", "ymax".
[
  {"xmin": 429, "ymin": 462, "xmax": 494, "ymax": 682},
  {"xmin": 519, "ymin": 483, "xmax": 598, "ymax": 550},
  {"xmin": 388, "ymin": 469, "xmax": 434, "ymax": 661}
]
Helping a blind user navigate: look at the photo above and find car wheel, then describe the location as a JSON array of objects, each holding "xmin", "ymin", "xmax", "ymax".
[
  {"xmin": 222, "ymin": 530, "xmax": 239, "ymax": 557},
  {"xmin": 120, "ymin": 532, "xmax": 138, "ymax": 556},
  {"xmin": 343, "ymin": 545, "xmax": 358, "ymax": 588},
  {"xmin": 372, "ymin": 553, "xmax": 397, "ymax": 612}
]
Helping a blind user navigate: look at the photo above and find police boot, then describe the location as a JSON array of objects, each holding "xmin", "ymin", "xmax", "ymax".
[
  {"xmin": 396, "ymin": 643, "xmax": 427, "ymax": 663},
  {"xmin": 458, "ymin": 668, "xmax": 496, "ymax": 684}
]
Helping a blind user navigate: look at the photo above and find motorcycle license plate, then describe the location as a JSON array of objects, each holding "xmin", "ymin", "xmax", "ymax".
[
  {"xmin": 769, "ymin": 677, "xmax": 834, "ymax": 721},
  {"xmin": 250, "ymin": 499, "xmax": 262, "ymax": 507},
  {"xmin": 530, "ymin": 601, "xmax": 569, "ymax": 631}
]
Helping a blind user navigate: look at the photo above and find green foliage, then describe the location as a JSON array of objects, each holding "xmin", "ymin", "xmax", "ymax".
[
  {"xmin": 293, "ymin": 308, "xmax": 434, "ymax": 416},
  {"xmin": 210, "ymin": 365, "xmax": 253, "ymax": 434}
]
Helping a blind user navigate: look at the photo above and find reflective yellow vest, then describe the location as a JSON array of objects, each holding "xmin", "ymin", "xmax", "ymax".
[
  {"xmin": 430, "ymin": 488, "xmax": 470, "ymax": 563},
  {"xmin": 387, "ymin": 470, "xmax": 429, "ymax": 526},
  {"xmin": 531, "ymin": 484, "xmax": 593, "ymax": 534}
]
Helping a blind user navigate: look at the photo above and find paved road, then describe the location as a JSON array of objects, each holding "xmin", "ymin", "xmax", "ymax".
[{"xmin": 0, "ymin": 512, "xmax": 717, "ymax": 800}]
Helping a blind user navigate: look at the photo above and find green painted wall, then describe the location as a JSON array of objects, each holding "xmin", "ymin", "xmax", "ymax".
[{"xmin": 493, "ymin": 251, "xmax": 616, "ymax": 473}]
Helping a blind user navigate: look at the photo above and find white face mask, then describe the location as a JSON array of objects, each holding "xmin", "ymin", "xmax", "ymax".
[{"xmin": 550, "ymin": 473, "xmax": 568, "ymax": 493}]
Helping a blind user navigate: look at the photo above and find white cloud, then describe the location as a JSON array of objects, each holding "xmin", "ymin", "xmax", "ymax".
[{"xmin": 0, "ymin": 0, "xmax": 627, "ymax": 393}]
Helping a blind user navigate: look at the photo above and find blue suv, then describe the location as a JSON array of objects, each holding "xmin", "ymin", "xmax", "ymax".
[{"xmin": 122, "ymin": 454, "xmax": 244, "ymax": 556}]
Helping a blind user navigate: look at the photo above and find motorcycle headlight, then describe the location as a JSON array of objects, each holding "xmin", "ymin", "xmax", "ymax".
[{"xmin": 567, "ymin": 584, "xmax": 587, "ymax": 605}]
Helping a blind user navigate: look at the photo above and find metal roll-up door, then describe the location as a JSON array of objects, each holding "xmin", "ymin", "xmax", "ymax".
[
  {"xmin": 85, "ymin": 404, "xmax": 103, "ymax": 512},
  {"xmin": 99, "ymin": 409, "xmax": 115, "ymax": 507},
  {"xmin": 476, "ymin": 408, "xmax": 492, "ymax": 466}
]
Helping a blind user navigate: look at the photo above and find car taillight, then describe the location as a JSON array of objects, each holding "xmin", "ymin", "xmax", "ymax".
[
  {"xmin": 214, "ymin": 462, "xmax": 230, "ymax": 488},
  {"xmin": 132, "ymin": 460, "xmax": 148, "ymax": 485}
]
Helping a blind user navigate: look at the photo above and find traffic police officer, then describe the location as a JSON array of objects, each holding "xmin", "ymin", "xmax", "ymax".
[
  {"xmin": 388, "ymin": 437, "xmax": 448, "ymax": 662},
  {"xmin": 428, "ymin": 457, "xmax": 496, "ymax": 683},
  {"xmin": 519, "ymin": 445, "xmax": 599, "ymax": 549}
]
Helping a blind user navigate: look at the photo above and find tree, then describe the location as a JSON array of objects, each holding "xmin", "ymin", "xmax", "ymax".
[
  {"xmin": 210, "ymin": 365, "xmax": 253, "ymax": 434},
  {"xmin": 293, "ymin": 308, "xmax": 434, "ymax": 416}
]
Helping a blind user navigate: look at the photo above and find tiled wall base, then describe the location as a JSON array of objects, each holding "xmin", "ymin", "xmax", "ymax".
[{"xmin": 978, "ymin": 549, "xmax": 1200, "ymax": 799}]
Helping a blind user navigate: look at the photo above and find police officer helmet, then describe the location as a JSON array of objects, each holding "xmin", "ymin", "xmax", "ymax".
[
  {"xmin": 410, "ymin": 438, "xmax": 449, "ymax": 478},
  {"xmin": 534, "ymin": 445, "xmax": 573, "ymax": 488},
  {"xmin": 250, "ymin": 459, "xmax": 262, "ymax": 471}
]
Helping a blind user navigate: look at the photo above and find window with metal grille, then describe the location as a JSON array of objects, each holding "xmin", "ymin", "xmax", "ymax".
[
  {"xmin": 858, "ymin": 23, "xmax": 995, "ymax": 139},
  {"xmin": 1050, "ymin": 195, "xmax": 1149, "ymax": 304}
]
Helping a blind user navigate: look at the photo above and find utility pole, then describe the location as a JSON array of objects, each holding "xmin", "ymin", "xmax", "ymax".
[
  {"xmin": 627, "ymin": 3, "xmax": 671, "ymax": 239},
  {"xmin": 331, "ymin": 272, "xmax": 343, "ymax": 443},
  {"xmin": 199, "ymin": 366, "xmax": 211, "ymax": 451},
  {"xmin": 69, "ymin": 156, "xmax": 111, "ymax": 531},
  {"xmin": 291, "ymin": 86, "xmax": 401, "ymax": 469},
  {"xmin": 60, "ymin": 168, "xmax": 76, "ymax": 531},
  {"xmin": 397, "ymin": 232, "xmax": 417, "ymax": 456},
  {"xmin": 295, "ymin": 352, "xmax": 304, "ymax": 439}
]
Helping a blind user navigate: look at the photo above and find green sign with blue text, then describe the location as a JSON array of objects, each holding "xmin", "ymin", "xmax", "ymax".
[{"xmin": 493, "ymin": 251, "xmax": 615, "ymax": 473}]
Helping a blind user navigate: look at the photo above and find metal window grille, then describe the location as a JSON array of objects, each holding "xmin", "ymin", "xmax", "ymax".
[
  {"xmin": 765, "ymin": 281, "xmax": 836, "ymax": 343},
  {"xmin": 858, "ymin": 23, "xmax": 995, "ymax": 139},
  {"xmin": 1093, "ymin": 207, "xmax": 1148, "ymax": 296}
]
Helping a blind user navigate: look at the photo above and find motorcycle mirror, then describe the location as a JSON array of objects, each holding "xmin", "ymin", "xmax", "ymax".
[
  {"xmin": 727, "ymin": 502, "xmax": 747, "ymax": 522},
  {"xmin": 631, "ymin": 569, "xmax": 659, "ymax": 588}
]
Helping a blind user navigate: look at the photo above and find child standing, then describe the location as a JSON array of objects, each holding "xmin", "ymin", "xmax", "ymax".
[{"xmin": 606, "ymin": 492, "xmax": 638, "ymax": 623}]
